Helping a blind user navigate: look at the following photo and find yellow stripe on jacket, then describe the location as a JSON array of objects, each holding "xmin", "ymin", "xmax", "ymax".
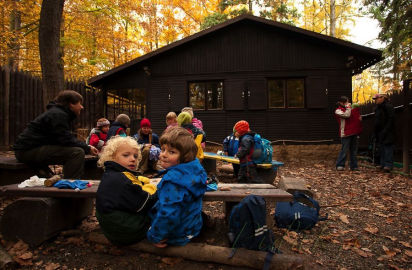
[{"xmin": 122, "ymin": 172, "xmax": 157, "ymax": 195}]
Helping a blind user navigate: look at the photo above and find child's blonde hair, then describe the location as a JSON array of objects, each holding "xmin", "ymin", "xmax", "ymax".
[
  {"xmin": 160, "ymin": 127, "xmax": 197, "ymax": 164},
  {"xmin": 97, "ymin": 136, "xmax": 141, "ymax": 167},
  {"xmin": 165, "ymin": 111, "xmax": 177, "ymax": 124}
]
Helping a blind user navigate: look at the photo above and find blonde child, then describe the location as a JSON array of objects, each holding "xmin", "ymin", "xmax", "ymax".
[
  {"xmin": 96, "ymin": 136, "xmax": 157, "ymax": 245},
  {"xmin": 147, "ymin": 127, "xmax": 207, "ymax": 247},
  {"xmin": 165, "ymin": 111, "xmax": 178, "ymax": 130}
]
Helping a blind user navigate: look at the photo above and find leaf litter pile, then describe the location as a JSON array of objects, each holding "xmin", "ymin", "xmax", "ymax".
[{"xmin": 0, "ymin": 159, "xmax": 410, "ymax": 270}]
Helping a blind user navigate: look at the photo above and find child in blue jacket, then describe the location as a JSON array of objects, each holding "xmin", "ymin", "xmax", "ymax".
[
  {"xmin": 147, "ymin": 127, "xmax": 207, "ymax": 247},
  {"xmin": 222, "ymin": 132, "xmax": 240, "ymax": 177}
]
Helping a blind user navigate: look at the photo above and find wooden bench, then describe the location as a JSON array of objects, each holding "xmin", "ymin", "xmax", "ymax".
[
  {"xmin": 202, "ymin": 152, "xmax": 284, "ymax": 184},
  {"xmin": 0, "ymin": 155, "xmax": 102, "ymax": 185},
  {"xmin": 0, "ymin": 181, "xmax": 292, "ymax": 246}
]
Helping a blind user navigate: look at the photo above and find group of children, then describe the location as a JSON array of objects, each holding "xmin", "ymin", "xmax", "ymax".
[{"xmin": 87, "ymin": 107, "xmax": 262, "ymax": 247}]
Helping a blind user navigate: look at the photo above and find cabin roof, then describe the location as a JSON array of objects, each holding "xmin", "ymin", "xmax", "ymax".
[{"xmin": 88, "ymin": 14, "xmax": 382, "ymax": 86}]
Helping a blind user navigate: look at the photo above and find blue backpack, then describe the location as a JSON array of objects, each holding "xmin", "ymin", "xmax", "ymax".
[
  {"xmin": 274, "ymin": 192, "xmax": 328, "ymax": 231},
  {"xmin": 228, "ymin": 195, "xmax": 279, "ymax": 269},
  {"xmin": 228, "ymin": 195, "xmax": 277, "ymax": 252},
  {"xmin": 252, "ymin": 134, "xmax": 273, "ymax": 164}
]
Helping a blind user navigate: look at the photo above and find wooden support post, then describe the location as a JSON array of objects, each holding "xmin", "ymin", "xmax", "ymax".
[
  {"xmin": 1, "ymin": 197, "xmax": 93, "ymax": 246},
  {"xmin": 402, "ymin": 79, "xmax": 410, "ymax": 174}
]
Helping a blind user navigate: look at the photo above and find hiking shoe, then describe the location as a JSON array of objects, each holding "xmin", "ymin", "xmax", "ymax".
[
  {"xmin": 375, "ymin": 166, "xmax": 383, "ymax": 171},
  {"xmin": 336, "ymin": 166, "xmax": 345, "ymax": 171},
  {"xmin": 383, "ymin": 167, "xmax": 392, "ymax": 173}
]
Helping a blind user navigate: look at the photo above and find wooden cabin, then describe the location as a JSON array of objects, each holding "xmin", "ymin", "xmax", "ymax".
[{"xmin": 88, "ymin": 14, "xmax": 382, "ymax": 142}]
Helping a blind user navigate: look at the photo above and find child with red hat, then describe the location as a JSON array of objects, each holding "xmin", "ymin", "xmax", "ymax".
[
  {"xmin": 133, "ymin": 118, "xmax": 161, "ymax": 174},
  {"xmin": 233, "ymin": 120, "xmax": 262, "ymax": 183}
]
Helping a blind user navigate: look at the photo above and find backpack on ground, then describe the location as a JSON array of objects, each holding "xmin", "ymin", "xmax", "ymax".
[
  {"xmin": 228, "ymin": 195, "xmax": 277, "ymax": 252},
  {"xmin": 228, "ymin": 195, "xmax": 279, "ymax": 270},
  {"xmin": 274, "ymin": 192, "xmax": 328, "ymax": 231},
  {"xmin": 252, "ymin": 134, "xmax": 273, "ymax": 164}
]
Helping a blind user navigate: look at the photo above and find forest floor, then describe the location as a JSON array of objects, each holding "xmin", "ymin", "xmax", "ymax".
[{"xmin": 0, "ymin": 152, "xmax": 411, "ymax": 270}]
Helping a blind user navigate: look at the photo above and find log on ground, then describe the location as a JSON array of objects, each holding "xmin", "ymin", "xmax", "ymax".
[{"xmin": 89, "ymin": 232, "xmax": 306, "ymax": 270}]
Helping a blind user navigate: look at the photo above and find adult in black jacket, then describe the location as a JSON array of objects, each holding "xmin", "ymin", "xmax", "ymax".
[
  {"xmin": 373, "ymin": 93, "xmax": 395, "ymax": 172},
  {"xmin": 13, "ymin": 90, "xmax": 98, "ymax": 178}
]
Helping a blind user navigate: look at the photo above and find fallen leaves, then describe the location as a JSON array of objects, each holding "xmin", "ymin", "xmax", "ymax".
[
  {"xmin": 364, "ymin": 226, "xmax": 379, "ymax": 234},
  {"xmin": 353, "ymin": 248, "xmax": 373, "ymax": 258},
  {"xmin": 339, "ymin": 214, "xmax": 349, "ymax": 224}
]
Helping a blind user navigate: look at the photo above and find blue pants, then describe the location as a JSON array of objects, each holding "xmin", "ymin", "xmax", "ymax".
[
  {"xmin": 379, "ymin": 143, "xmax": 394, "ymax": 169},
  {"xmin": 336, "ymin": 135, "xmax": 358, "ymax": 169}
]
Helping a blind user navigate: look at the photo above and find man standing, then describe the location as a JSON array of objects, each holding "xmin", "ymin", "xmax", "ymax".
[
  {"xmin": 335, "ymin": 96, "xmax": 362, "ymax": 171},
  {"xmin": 373, "ymin": 93, "xmax": 395, "ymax": 172},
  {"xmin": 13, "ymin": 90, "xmax": 98, "ymax": 178}
]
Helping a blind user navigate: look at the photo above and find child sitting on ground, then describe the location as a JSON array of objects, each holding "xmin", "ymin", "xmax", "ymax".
[
  {"xmin": 233, "ymin": 120, "xmax": 262, "ymax": 183},
  {"xmin": 223, "ymin": 131, "xmax": 240, "ymax": 178},
  {"xmin": 147, "ymin": 127, "xmax": 207, "ymax": 247},
  {"xmin": 165, "ymin": 111, "xmax": 178, "ymax": 131},
  {"xmin": 96, "ymin": 136, "xmax": 157, "ymax": 245},
  {"xmin": 86, "ymin": 118, "xmax": 110, "ymax": 151}
]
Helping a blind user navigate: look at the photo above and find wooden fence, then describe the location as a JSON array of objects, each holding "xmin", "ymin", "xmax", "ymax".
[
  {"xmin": 0, "ymin": 66, "xmax": 104, "ymax": 150},
  {"xmin": 358, "ymin": 80, "xmax": 412, "ymax": 166}
]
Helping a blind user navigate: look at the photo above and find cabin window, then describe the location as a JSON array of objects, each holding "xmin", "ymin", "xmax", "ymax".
[
  {"xmin": 189, "ymin": 81, "xmax": 223, "ymax": 110},
  {"xmin": 268, "ymin": 78, "xmax": 304, "ymax": 108}
]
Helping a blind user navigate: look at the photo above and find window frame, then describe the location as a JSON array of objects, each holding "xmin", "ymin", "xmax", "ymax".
[
  {"xmin": 188, "ymin": 80, "xmax": 224, "ymax": 111},
  {"xmin": 267, "ymin": 77, "xmax": 305, "ymax": 109}
]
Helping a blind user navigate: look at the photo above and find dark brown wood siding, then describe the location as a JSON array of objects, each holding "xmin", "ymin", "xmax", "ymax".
[{"xmin": 100, "ymin": 21, "xmax": 357, "ymax": 142}]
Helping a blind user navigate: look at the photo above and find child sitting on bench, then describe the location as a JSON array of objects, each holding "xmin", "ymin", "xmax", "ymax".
[
  {"xmin": 233, "ymin": 120, "xmax": 262, "ymax": 183},
  {"xmin": 147, "ymin": 127, "xmax": 207, "ymax": 248},
  {"xmin": 223, "ymin": 131, "xmax": 240, "ymax": 178},
  {"xmin": 96, "ymin": 136, "xmax": 158, "ymax": 245},
  {"xmin": 86, "ymin": 118, "xmax": 110, "ymax": 151}
]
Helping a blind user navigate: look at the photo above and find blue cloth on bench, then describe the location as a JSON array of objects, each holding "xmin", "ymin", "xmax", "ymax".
[{"xmin": 53, "ymin": 180, "xmax": 89, "ymax": 190}]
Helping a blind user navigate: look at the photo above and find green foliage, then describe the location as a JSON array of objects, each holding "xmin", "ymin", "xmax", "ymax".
[
  {"xmin": 200, "ymin": 12, "xmax": 229, "ymax": 30},
  {"xmin": 363, "ymin": 0, "xmax": 412, "ymax": 83}
]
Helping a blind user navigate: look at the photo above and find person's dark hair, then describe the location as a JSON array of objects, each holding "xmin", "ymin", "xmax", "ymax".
[
  {"xmin": 338, "ymin": 96, "xmax": 349, "ymax": 103},
  {"xmin": 55, "ymin": 90, "xmax": 83, "ymax": 108},
  {"xmin": 160, "ymin": 127, "xmax": 197, "ymax": 163}
]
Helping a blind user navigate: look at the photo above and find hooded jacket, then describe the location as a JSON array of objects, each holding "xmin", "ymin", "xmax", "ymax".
[
  {"xmin": 106, "ymin": 121, "xmax": 127, "ymax": 141},
  {"xmin": 96, "ymin": 161, "xmax": 157, "ymax": 214},
  {"xmin": 147, "ymin": 159, "xmax": 207, "ymax": 246},
  {"xmin": 223, "ymin": 133, "xmax": 239, "ymax": 156},
  {"xmin": 13, "ymin": 102, "xmax": 90, "ymax": 153},
  {"xmin": 236, "ymin": 131, "xmax": 256, "ymax": 164}
]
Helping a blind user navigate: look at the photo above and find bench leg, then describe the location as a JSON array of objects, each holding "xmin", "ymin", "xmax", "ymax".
[
  {"xmin": 202, "ymin": 159, "xmax": 216, "ymax": 174},
  {"xmin": 0, "ymin": 197, "xmax": 93, "ymax": 246},
  {"xmin": 256, "ymin": 167, "xmax": 278, "ymax": 184}
]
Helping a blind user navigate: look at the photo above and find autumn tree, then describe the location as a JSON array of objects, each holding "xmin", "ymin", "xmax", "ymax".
[
  {"xmin": 363, "ymin": 0, "xmax": 411, "ymax": 84},
  {"xmin": 39, "ymin": 0, "xmax": 65, "ymax": 106}
]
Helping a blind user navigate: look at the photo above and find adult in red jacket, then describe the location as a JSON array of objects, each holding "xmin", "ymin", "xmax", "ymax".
[{"xmin": 335, "ymin": 96, "xmax": 362, "ymax": 171}]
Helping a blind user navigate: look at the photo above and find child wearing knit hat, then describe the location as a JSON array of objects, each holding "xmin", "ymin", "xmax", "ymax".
[
  {"xmin": 233, "ymin": 120, "xmax": 262, "ymax": 183},
  {"xmin": 177, "ymin": 112, "xmax": 206, "ymax": 144},
  {"xmin": 86, "ymin": 118, "xmax": 110, "ymax": 150},
  {"xmin": 133, "ymin": 118, "xmax": 161, "ymax": 174},
  {"xmin": 181, "ymin": 107, "xmax": 205, "ymax": 148}
]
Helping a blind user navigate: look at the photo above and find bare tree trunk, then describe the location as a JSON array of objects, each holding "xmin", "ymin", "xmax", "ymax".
[
  {"xmin": 330, "ymin": 0, "xmax": 336, "ymax": 37},
  {"xmin": 39, "ymin": 0, "xmax": 65, "ymax": 108},
  {"xmin": 8, "ymin": 0, "xmax": 21, "ymax": 69}
]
